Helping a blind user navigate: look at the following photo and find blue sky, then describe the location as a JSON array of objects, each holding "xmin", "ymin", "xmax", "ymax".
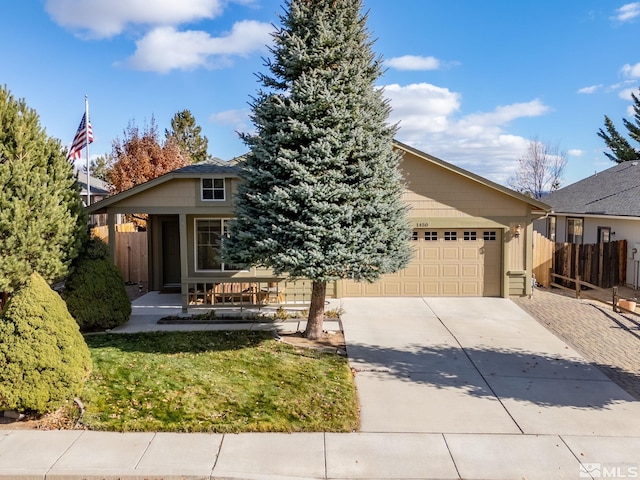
[{"xmin": 2, "ymin": 1, "xmax": 640, "ymax": 186}]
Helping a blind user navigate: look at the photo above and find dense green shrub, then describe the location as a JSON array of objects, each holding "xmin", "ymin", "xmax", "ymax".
[
  {"xmin": 64, "ymin": 238, "xmax": 131, "ymax": 332},
  {"xmin": 0, "ymin": 272, "xmax": 92, "ymax": 414}
]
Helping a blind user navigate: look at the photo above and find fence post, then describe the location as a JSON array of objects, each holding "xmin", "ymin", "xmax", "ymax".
[
  {"xmin": 576, "ymin": 274, "xmax": 581, "ymax": 299},
  {"xmin": 613, "ymin": 286, "xmax": 619, "ymax": 313}
]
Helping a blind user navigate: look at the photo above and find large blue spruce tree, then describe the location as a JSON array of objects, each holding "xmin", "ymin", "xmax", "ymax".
[{"xmin": 225, "ymin": 0, "xmax": 411, "ymax": 339}]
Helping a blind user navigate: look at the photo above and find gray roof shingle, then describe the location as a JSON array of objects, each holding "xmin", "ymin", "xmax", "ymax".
[
  {"xmin": 173, "ymin": 157, "xmax": 241, "ymax": 175},
  {"xmin": 542, "ymin": 161, "xmax": 640, "ymax": 217}
]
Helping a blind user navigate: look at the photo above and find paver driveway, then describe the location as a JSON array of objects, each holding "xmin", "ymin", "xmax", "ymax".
[{"xmin": 341, "ymin": 297, "xmax": 640, "ymax": 436}]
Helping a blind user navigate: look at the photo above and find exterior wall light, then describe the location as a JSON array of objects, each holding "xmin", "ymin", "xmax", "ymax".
[{"xmin": 513, "ymin": 224, "xmax": 522, "ymax": 238}]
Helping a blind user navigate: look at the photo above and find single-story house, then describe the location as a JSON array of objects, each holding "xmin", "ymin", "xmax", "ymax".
[
  {"xmin": 86, "ymin": 141, "xmax": 550, "ymax": 311},
  {"xmin": 75, "ymin": 171, "xmax": 112, "ymax": 227},
  {"xmin": 535, "ymin": 160, "xmax": 640, "ymax": 288}
]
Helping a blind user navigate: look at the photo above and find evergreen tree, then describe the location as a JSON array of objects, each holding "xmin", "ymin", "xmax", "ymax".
[
  {"xmin": 597, "ymin": 89, "xmax": 640, "ymax": 163},
  {"xmin": 224, "ymin": 0, "xmax": 411, "ymax": 339},
  {"xmin": 0, "ymin": 85, "xmax": 87, "ymax": 297},
  {"xmin": 165, "ymin": 109, "xmax": 209, "ymax": 163}
]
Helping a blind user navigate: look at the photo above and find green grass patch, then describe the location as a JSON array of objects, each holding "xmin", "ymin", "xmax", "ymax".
[{"xmin": 79, "ymin": 331, "xmax": 359, "ymax": 433}]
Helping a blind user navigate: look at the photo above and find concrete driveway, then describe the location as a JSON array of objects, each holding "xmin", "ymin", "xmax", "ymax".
[{"xmin": 341, "ymin": 297, "xmax": 640, "ymax": 436}]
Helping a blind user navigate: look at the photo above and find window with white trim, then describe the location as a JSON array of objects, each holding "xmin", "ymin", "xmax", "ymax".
[
  {"xmin": 201, "ymin": 178, "xmax": 225, "ymax": 201},
  {"xmin": 195, "ymin": 219, "xmax": 240, "ymax": 271}
]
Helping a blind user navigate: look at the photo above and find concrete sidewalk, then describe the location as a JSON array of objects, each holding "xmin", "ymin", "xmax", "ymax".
[
  {"xmin": 3, "ymin": 429, "xmax": 640, "ymax": 479},
  {"xmin": 1, "ymin": 295, "xmax": 640, "ymax": 479}
]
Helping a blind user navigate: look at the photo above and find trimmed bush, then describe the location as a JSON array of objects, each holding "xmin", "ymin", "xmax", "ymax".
[
  {"xmin": 0, "ymin": 272, "xmax": 92, "ymax": 414},
  {"xmin": 64, "ymin": 238, "xmax": 131, "ymax": 332}
]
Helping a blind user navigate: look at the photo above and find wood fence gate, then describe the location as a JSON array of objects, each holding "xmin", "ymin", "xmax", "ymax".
[{"xmin": 92, "ymin": 224, "xmax": 148, "ymax": 284}]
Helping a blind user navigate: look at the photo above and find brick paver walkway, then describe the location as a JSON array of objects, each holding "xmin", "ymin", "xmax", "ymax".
[{"xmin": 513, "ymin": 288, "xmax": 640, "ymax": 400}]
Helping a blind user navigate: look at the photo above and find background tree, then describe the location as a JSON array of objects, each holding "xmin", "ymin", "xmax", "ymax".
[
  {"xmin": 508, "ymin": 137, "xmax": 567, "ymax": 199},
  {"xmin": 597, "ymin": 88, "xmax": 640, "ymax": 163},
  {"xmin": 0, "ymin": 85, "xmax": 87, "ymax": 301},
  {"xmin": 83, "ymin": 153, "xmax": 113, "ymax": 183},
  {"xmin": 165, "ymin": 109, "xmax": 209, "ymax": 163},
  {"xmin": 225, "ymin": 0, "xmax": 411, "ymax": 339},
  {"xmin": 108, "ymin": 117, "xmax": 189, "ymax": 194}
]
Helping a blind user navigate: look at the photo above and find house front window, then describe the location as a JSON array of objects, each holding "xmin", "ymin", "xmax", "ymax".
[
  {"xmin": 567, "ymin": 217, "xmax": 583, "ymax": 244},
  {"xmin": 195, "ymin": 219, "xmax": 240, "ymax": 271},
  {"xmin": 201, "ymin": 178, "xmax": 225, "ymax": 201}
]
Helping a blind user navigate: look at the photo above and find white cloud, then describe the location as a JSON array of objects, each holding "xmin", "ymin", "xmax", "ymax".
[
  {"xmin": 383, "ymin": 83, "xmax": 552, "ymax": 184},
  {"xmin": 124, "ymin": 21, "xmax": 273, "ymax": 73},
  {"xmin": 578, "ymin": 85, "xmax": 601, "ymax": 94},
  {"xmin": 612, "ymin": 2, "xmax": 640, "ymax": 22},
  {"xmin": 45, "ymin": 0, "xmax": 226, "ymax": 38},
  {"xmin": 568, "ymin": 149, "xmax": 584, "ymax": 157},
  {"xmin": 622, "ymin": 62, "xmax": 640, "ymax": 78},
  {"xmin": 386, "ymin": 55, "xmax": 441, "ymax": 71},
  {"xmin": 209, "ymin": 108, "xmax": 252, "ymax": 132},
  {"xmin": 618, "ymin": 86, "xmax": 639, "ymax": 100}
]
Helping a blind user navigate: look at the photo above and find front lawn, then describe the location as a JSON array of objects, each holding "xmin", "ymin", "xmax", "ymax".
[{"xmin": 79, "ymin": 330, "xmax": 359, "ymax": 433}]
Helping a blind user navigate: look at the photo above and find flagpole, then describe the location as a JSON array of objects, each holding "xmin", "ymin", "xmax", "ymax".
[{"xmin": 84, "ymin": 95, "xmax": 91, "ymax": 206}]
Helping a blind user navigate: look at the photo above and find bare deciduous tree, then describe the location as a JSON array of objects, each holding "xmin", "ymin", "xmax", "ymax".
[{"xmin": 508, "ymin": 137, "xmax": 567, "ymax": 199}]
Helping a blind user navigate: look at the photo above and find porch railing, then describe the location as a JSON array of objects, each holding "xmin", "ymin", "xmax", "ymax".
[{"xmin": 183, "ymin": 278, "xmax": 313, "ymax": 309}]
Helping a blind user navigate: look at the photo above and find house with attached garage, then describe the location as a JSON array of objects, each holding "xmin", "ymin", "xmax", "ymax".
[
  {"xmin": 535, "ymin": 160, "xmax": 640, "ymax": 288},
  {"xmin": 86, "ymin": 140, "xmax": 550, "ymax": 312}
]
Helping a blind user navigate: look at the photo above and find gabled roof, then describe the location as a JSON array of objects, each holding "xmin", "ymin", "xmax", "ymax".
[
  {"xmin": 86, "ymin": 158, "xmax": 240, "ymax": 214},
  {"xmin": 541, "ymin": 161, "xmax": 640, "ymax": 217},
  {"xmin": 87, "ymin": 143, "xmax": 551, "ymax": 215},
  {"xmin": 75, "ymin": 171, "xmax": 110, "ymax": 195},
  {"xmin": 393, "ymin": 140, "xmax": 551, "ymax": 213}
]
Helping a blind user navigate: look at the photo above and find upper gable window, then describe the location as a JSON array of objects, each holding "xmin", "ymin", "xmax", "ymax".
[{"xmin": 201, "ymin": 178, "xmax": 225, "ymax": 201}]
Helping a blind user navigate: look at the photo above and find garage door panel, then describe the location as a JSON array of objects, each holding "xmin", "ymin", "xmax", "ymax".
[
  {"xmin": 343, "ymin": 228, "xmax": 502, "ymax": 297},
  {"xmin": 442, "ymin": 264, "xmax": 459, "ymax": 277},
  {"xmin": 442, "ymin": 247, "xmax": 459, "ymax": 260}
]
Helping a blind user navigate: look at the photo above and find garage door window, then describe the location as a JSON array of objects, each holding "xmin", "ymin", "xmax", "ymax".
[
  {"xmin": 411, "ymin": 231, "xmax": 418, "ymax": 241},
  {"xmin": 444, "ymin": 231, "xmax": 457, "ymax": 241},
  {"xmin": 424, "ymin": 231, "xmax": 438, "ymax": 241},
  {"xmin": 483, "ymin": 231, "xmax": 497, "ymax": 241},
  {"xmin": 464, "ymin": 231, "xmax": 477, "ymax": 241}
]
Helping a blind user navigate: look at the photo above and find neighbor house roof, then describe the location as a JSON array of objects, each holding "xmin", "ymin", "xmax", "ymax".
[{"xmin": 541, "ymin": 161, "xmax": 640, "ymax": 217}]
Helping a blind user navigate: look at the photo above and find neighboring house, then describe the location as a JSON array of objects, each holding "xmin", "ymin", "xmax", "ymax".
[
  {"xmin": 535, "ymin": 161, "xmax": 640, "ymax": 288},
  {"xmin": 86, "ymin": 141, "xmax": 550, "ymax": 311},
  {"xmin": 75, "ymin": 171, "xmax": 111, "ymax": 227}
]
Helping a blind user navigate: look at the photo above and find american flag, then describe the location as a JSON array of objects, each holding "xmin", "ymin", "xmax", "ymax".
[{"xmin": 67, "ymin": 112, "xmax": 94, "ymax": 160}]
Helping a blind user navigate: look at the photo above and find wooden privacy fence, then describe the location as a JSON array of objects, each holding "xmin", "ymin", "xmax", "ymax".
[
  {"xmin": 533, "ymin": 234, "xmax": 627, "ymax": 289},
  {"xmin": 91, "ymin": 224, "xmax": 148, "ymax": 284},
  {"xmin": 554, "ymin": 239, "xmax": 626, "ymax": 289}
]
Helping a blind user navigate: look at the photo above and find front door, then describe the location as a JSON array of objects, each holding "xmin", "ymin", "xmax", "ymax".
[{"xmin": 161, "ymin": 217, "xmax": 181, "ymax": 290}]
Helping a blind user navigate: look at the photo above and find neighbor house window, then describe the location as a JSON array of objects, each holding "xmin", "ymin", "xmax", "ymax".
[
  {"xmin": 195, "ymin": 219, "xmax": 240, "ymax": 271},
  {"xmin": 598, "ymin": 226, "xmax": 611, "ymax": 243},
  {"xmin": 201, "ymin": 178, "xmax": 225, "ymax": 201},
  {"xmin": 547, "ymin": 216, "xmax": 556, "ymax": 242},
  {"xmin": 567, "ymin": 217, "xmax": 583, "ymax": 244}
]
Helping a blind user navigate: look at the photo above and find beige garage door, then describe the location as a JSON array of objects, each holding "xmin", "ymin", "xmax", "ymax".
[{"xmin": 343, "ymin": 228, "xmax": 502, "ymax": 297}]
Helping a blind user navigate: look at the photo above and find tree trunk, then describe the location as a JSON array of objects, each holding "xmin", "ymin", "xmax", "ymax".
[{"xmin": 304, "ymin": 281, "xmax": 326, "ymax": 340}]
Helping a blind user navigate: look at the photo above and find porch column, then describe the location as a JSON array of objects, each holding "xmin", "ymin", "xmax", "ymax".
[
  {"xmin": 179, "ymin": 213, "xmax": 189, "ymax": 313},
  {"xmin": 107, "ymin": 208, "xmax": 116, "ymax": 262}
]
